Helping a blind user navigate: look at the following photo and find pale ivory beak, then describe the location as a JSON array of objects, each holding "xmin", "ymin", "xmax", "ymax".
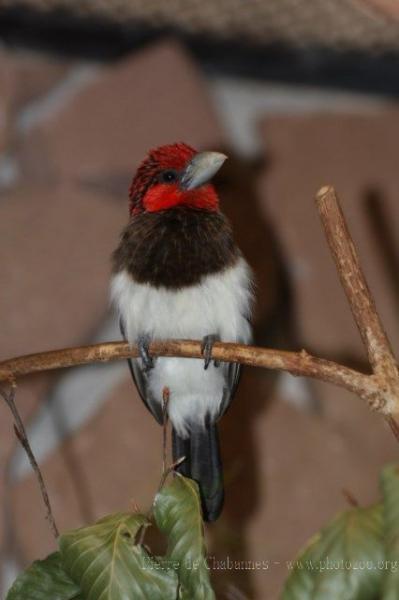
[{"xmin": 180, "ymin": 151, "xmax": 228, "ymax": 190}]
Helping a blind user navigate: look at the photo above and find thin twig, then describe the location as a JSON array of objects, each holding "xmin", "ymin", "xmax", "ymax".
[
  {"xmin": 341, "ymin": 488, "xmax": 360, "ymax": 508},
  {"xmin": 0, "ymin": 386, "xmax": 59, "ymax": 539},
  {"xmin": 162, "ymin": 387, "xmax": 170, "ymax": 476},
  {"xmin": 143, "ymin": 454, "xmax": 186, "ymax": 533},
  {"xmin": 157, "ymin": 456, "xmax": 186, "ymax": 494}
]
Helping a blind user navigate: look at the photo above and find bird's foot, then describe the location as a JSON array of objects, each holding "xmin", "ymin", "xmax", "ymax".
[
  {"xmin": 201, "ymin": 334, "xmax": 220, "ymax": 370},
  {"xmin": 137, "ymin": 334, "xmax": 154, "ymax": 372}
]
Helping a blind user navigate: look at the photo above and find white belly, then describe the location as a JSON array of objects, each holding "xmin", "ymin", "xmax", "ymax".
[{"xmin": 110, "ymin": 257, "xmax": 253, "ymax": 435}]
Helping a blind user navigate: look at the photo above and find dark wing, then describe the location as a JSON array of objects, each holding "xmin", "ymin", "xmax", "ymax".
[
  {"xmin": 119, "ymin": 320, "xmax": 164, "ymax": 424},
  {"xmin": 218, "ymin": 360, "xmax": 242, "ymax": 419},
  {"xmin": 217, "ymin": 316, "xmax": 252, "ymax": 418}
]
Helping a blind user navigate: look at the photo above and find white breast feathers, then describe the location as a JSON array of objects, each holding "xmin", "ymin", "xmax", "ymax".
[{"xmin": 110, "ymin": 257, "xmax": 253, "ymax": 435}]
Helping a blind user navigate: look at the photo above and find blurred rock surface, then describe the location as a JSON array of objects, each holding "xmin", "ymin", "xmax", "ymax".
[
  {"xmin": 260, "ymin": 112, "xmax": 399, "ymax": 362},
  {"xmin": 16, "ymin": 40, "xmax": 224, "ymax": 186}
]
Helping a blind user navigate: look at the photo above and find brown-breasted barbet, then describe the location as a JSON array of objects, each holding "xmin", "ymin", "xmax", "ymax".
[{"xmin": 111, "ymin": 143, "xmax": 253, "ymax": 521}]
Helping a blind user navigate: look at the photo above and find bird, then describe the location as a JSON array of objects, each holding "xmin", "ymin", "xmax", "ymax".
[{"xmin": 110, "ymin": 142, "xmax": 253, "ymax": 521}]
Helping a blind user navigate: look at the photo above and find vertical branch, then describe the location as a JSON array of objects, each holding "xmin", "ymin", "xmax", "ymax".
[
  {"xmin": 316, "ymin": 186, "xmax": 399, "ymax": 383},
  {"xmin": 0, "ymin": 385, "xmax": 59, "ymax": 539}
]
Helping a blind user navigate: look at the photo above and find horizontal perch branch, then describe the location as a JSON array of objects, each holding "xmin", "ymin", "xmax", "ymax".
[
  {"xmin": 0, "ymin": 338, "xmax": 386, "ymax": 411},
  {"xmin": 0, "ymin": 186, "xmax": 398, "ymax": 418}
]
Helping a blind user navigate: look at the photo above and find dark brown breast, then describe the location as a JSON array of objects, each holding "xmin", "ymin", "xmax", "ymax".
[{"xmin": 112, "ymin": 207, "xmax": 239, "ymax": 288}]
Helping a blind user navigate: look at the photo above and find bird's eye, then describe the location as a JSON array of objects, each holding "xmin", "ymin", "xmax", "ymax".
[{"xmin": 161, "ymin": 170, "xmax": 177, "ymax": 183}]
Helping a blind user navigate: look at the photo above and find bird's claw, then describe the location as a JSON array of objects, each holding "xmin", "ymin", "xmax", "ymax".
[
  {"xmin": 201, "ymin": 334, "xmax": 220, "ymax": 370},
  {"xmin": 138, "ymin": 335, "xmax": 154, "ymax": 372}
]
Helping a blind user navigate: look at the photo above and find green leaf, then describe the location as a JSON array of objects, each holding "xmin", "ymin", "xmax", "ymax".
[
  {"xmin": 381, "ymin": 464, "xmax": 399, "ymax": 600},
  {"xmin": 60, "ymin": 511, "xmax": 178, "ymax": 600},
  {"xmin": 154, "ymin": 475, "xmax": 215, "ymax": 600},
  {"xmin": 6, "ymin": 552, "xmax": 82, "ymax": 600},
  {"xmin": 282, "ymin": 504, "xmax": 384, "ymax": 600}
]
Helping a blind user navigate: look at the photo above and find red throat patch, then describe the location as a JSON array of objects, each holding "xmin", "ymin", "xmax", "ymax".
[{"xmin": 143, "ymin": 183, "xmax": 219, "ymax": 212}]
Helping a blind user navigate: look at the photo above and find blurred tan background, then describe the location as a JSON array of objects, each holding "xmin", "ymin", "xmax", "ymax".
[{"xmin": 1, "ymin": 1, "xmax": 399, "ymax": 598}]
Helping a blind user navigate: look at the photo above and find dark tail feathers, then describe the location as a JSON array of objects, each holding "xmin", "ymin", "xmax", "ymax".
[{"xmin": 172, "ymin": 424, "xmax": 224, "ymax": 522}]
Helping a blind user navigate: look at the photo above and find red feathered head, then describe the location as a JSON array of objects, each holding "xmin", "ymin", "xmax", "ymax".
[{"xmin": 128, "ymin": 143, "xmax": 226, "ymax": 215}]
